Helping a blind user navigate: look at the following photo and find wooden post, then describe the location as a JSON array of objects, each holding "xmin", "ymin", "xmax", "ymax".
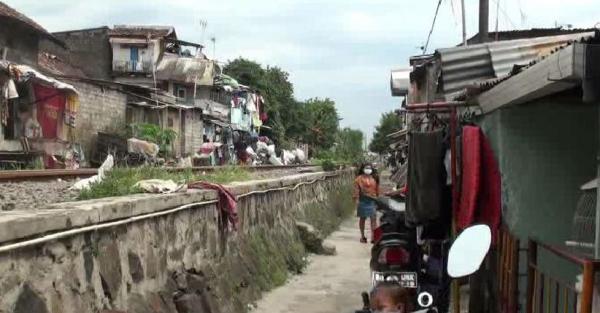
[
  {"xmin": 526, "ymin": 240, "xmax": 538, "ymax": 313},
  {"xmin": 580, "ymin": 262, "xmax": 594, "ymax": 313}
]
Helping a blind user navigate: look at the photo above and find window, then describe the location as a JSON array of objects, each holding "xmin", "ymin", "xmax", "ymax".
[{"xmin": 177, "ymin": 87, "xmax": 186, "ymax": 100}]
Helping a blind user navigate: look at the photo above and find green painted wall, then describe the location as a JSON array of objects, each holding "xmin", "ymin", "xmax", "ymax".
[{"xmin": 478, "ymin": 92, "xmax": 598, "ymax": 300}]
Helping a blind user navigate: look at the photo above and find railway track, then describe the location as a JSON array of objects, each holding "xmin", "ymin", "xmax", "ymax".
[{"xmin": 0, "ymin": 164, "xmax": 319, "ymax": 183}]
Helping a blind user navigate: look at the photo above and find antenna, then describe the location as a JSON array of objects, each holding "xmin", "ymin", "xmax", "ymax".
[
  {"xmin": 199, "ymin": 19, "xmax": 207, "ymax": 46},
  {"xmin": 210, "ymin": 36, "xmax": 216, "ymax": 60}
]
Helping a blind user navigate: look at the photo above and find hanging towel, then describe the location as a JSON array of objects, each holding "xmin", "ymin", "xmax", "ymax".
[
  {"xmin": 406, "ymin": 130, "xmax": 446, "ymax": 225},
  {"xmin": 457, "ymin": 126, "xmax": 501, "ymax": 242},
  {"xmin": 188, "ymin": 182, "xmax": 238, "ymax": 231}
]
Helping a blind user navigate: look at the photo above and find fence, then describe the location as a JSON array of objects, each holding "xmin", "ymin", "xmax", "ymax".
[
  {"xmin": 498, "ymin": 227, "xmax": 521, "ymax": 313},
  {"xmin": 526, "ymin": 239, "xmax": 600, "ymax": 313}
]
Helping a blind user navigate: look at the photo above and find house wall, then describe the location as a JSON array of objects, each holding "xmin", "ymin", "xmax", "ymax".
[
  {"xmin": 183, "ymin": 110, "xmax": 203, "ymax": 155},
  {"xmin": 110, "ymin": 38, "xmax": 160, "ymax": 73},
  {"xmin": 0, "ymin": 21, "xmax": 40, "ymax": 67},
  {"xmin": 68, "ymin": 80, "xmax": 128, "ymax": 160},
  {"xmin": 478, "ymin": 91, "xmax": 598, "ymax": 301},
  {"xmin": 43, "ymin": 27, "xmax": 112, "ymax": 80}
]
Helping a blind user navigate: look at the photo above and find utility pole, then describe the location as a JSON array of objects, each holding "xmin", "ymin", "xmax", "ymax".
[
  {"xmin": 479, "ymin": 0, "xmax": 489, "ymax": 43},
  {"xmin": 461, "ymin": 0, "xmax": 467, "ymax": 45}
]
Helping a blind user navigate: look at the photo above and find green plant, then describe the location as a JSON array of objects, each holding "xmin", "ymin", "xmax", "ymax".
[
  {"xmin": 129, "ymin": 123, "xmax": 178, "ymax": 156},
  {"xmin": 78, "ymin": 167, "xmax": 251, "ymax": 200},
  {"xmin": 319, "ymin": 159, "xmax": 337, "ymax": 172}
]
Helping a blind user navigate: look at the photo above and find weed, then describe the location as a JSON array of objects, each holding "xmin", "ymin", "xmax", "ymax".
[{"xmin": 78, "ymin": 166, "xmax": 251, "ymax": 200}]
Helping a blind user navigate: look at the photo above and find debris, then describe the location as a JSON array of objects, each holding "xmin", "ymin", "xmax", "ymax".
[
  {"xmin": 69, "ymin": 154, "xmax": 114, "ymax": 191},
  {"xmin": 134, "ymin": 179, "xmax": 186, "ymax": 194},
  {"xmin": 295, "ymin": 221, "xmax": 335, "ymax": 255},
  {"xmin": 127, "ymin": 138, "xmax": 159, "ymax": 158}
]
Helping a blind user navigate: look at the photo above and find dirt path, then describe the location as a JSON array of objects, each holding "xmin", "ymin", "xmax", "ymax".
[{"xmin": 252, "ymin": 217, "xmax": 372, "ymax": 313}]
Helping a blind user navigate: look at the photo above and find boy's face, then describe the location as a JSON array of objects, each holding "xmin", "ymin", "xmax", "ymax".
[{"xmin": 371, "ymin": 292, "xmax": 404, "ymax": 313}]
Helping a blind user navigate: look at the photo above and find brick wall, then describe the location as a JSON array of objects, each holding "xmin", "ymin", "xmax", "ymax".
[{"xmin": 67, "ymin": 80, "xmax": 127, "ymax": 160}]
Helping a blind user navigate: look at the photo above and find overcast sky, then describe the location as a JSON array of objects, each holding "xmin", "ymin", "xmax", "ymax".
[{"xmin": 5, "ymin": 0, "xmax": 599, "ymax": 142}]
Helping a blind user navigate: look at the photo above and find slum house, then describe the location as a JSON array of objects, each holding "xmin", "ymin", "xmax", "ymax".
[
  {"xmin": 47, "ymin": 25, "xmax": 231, "ymax": 158},
  {"xmin": 0, "ymin": 1, "xmax": 89, "ymax": 168},
  {"xmin": 400, "ymin": 28, "xmax": 600, "ymax": 313}
]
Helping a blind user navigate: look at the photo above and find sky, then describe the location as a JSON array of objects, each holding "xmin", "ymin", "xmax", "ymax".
[{"xmin": 5, "ymin": 0, "xmax": 600, "ymax": 142}]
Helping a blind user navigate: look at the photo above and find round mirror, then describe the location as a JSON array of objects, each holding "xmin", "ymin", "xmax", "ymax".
[
  {"xmin": 447, "ymin": 224, "xmax": 492, "ymax": 278},
  {"xmin": 417, "ymin": 292, "xmax": 433, "ymax": 308}
]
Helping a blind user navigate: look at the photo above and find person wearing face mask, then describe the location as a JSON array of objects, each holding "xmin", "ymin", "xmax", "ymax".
[{"xmin": 353, "ymin": 163, "xmax": 380, "ymax": 243}]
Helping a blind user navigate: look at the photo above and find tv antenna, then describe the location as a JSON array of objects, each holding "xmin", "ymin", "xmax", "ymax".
[
  {"xmin": 199, "ymin": 19, "xmax": 207, "ymax": 46},
  {"xmin": 210, "ymin": 36, "xmax": 216, "ymax": 60}
]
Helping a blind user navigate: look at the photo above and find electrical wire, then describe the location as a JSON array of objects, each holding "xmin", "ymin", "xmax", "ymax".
[
  {"xmin": 490, "ymin": 0, "xmax": 517, "ymax": 29},
  {"xmin": 423, "ymin": 0, "xmax": 444, "ymax": 54},
  {"xmin": 495, "ymin": 0, "xmax": 501, "ymax": 41}
]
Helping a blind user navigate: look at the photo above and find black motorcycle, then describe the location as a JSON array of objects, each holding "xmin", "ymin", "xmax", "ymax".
[{"xmin": 357, "ymin": 224, "xmax": 493, "ymax": 313}]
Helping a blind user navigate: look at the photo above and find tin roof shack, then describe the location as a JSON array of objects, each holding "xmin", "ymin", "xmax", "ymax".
[
  {"xmin": 463, "ymin": 35, "xmax": 600, "ymax": 311},
  {"xmin": 0, "ymin": 1, "xmax": 63, "ymax": 67},
  {"xmin": 0, "ymin": 61, "xmax": 81, "ymax": 168},
  {"xmin": 397, "ymin": 29, "xmax": 600, "ymax": 312}
]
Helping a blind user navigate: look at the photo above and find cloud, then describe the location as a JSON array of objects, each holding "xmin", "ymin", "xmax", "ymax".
[{"xmin": 4, "ymin": 0, "xmax": 600, "ymax": 140}]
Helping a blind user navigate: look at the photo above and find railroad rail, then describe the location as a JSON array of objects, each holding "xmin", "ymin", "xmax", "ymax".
[{"xmin": 0, "ymin": 164, "xmax": 320, "ymax": 183}]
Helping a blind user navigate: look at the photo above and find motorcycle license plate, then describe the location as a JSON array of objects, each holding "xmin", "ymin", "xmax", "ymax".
[{"xmin": 372, "ymin": 271, "xmax": 418, "ymax": 288}]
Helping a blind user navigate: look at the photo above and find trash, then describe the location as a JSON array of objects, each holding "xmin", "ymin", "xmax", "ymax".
[
  {"xmin": 70, "ymin": 154, "xmax": 114, "ymax": 190},
  {"xmin": 293, "ymin": 148, "xmax": 306, "ymax": 163},
  {"xmin": 127, "ymin": 138, "xmax": 159, "ymax": 158},
  {"xmin": 177, "ymin": 156, "xmax": 193, "ymax": 168},
  {"xmin": 134, "ymin": 179, "xmax": 186, "ymax": 194},
  {"xmin": 282, "ymin": 150, "xmax": 295, "ymax": 165},
  {"xmin": 268, "ymin": 154, "xmax": 283, "ymax": 166}
]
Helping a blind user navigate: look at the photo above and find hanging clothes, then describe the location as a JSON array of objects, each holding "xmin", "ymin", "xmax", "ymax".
[
  {"xmin": 457, "ymin": 126, "xmax": 501, "ymax": 242},
  {"xmin": 188, "ymin": 182, "xmax": 238, "ymax": 231},
  {"xmin": 34, "ymin": 84, "xmax": 65, "ymax": 139},
  {"xmin": 64, "ymin": 93, "xmax": 79, "ymax": 128},
  {"xmin": 1, "ymin": 78, "xmax": 18, "ymax": 126},
  {"xmin": 406, "ymin": 130, "xmax": 446, "ymax": 225}
]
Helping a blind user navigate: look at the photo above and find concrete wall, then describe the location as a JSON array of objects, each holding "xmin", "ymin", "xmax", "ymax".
[
  {"xmin": 44, "ymin": 28, "xmax": 112, "ymax": 80},
  {"xmin": 0, "ymin": 22, "xmax": 39, "ymax": 67},
  {"xmin": 68, "ymin": 80, "xmax": 128, "ymax": 160},
  {"xmin": 478, "ymin": 90, "xmax": 598, "ymax": 300},
  {"xmin": 0, "ymin": 170, "xmax": 354, "ymax": 313}
]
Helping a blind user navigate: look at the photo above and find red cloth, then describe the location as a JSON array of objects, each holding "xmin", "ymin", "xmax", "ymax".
[
  {"xmin": 457, "ymin": 126, "xmax": 501, "ymax": 243},
  {"xmin": 188, "ymin": 182, "xmax": 238, "ymax": 230},
  {"xmin": 34, "ymin": 84, "xmax": 65, "ymax": 139}
]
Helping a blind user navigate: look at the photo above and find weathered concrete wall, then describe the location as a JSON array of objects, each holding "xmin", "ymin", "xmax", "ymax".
[
  {"xmin": 0, "ymin": 22, "xmax": 39, "ymax": 67},
  {"xmin": 478, "ymin": 91, "xmax": 598, "ymax": 303},
  {"xmin": 67, "ymin": 80, "xmax": 128, "ymax": 160},
  {"xmin": 42, "ymin": 27, "xmax": 112, "ymax": 80},
  {"xmin": 0, "ymin": 170, "xmax": 354, "ymax": 313}
]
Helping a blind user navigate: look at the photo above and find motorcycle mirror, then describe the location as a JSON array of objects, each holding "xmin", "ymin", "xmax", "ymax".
[{"xmin": 447, "ymin": 224, "xmax": 492, "ymax": 278}]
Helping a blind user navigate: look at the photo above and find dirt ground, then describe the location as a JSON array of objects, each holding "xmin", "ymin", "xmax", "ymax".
[{"xmin": 251, "ymin": 217, "xmax": 372, "ymax": 313}]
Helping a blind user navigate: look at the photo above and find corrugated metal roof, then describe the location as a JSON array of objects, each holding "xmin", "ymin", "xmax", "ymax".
[
  {"xmin": 437, "ymin": 31, "xmax": 596, "ymax": 98},
  {"xmin": 109, "ymin": 25, "xmax": 175, "ymax": 38}
]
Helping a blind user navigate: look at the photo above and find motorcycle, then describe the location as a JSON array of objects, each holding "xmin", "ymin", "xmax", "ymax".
[{"xmin": 356, "ymin": 224, "xmax": 493, "ymax": 313}]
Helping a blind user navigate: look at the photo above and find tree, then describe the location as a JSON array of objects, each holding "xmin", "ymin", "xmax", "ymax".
[
  {"xmin": 302, "ymin": 98, "xmax": 339, "ymax": 154},
  {"xmin": 336, "ymin": 128, "xmax": 364, "ymax": 162},
  {"xmin": 369, "ymin": 111, "xmax": 404, "ymax": 154},
  {"xmin": 223, "ymin": 58, "xmax": 299, "ymax": 147}
]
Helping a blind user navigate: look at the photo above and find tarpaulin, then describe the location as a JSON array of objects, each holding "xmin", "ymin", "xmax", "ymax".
[
  {"xmin": 34, "ymin": 83, "xmax": 65, "ymax": 139},
  {"xmin": 457, "ymin": 126, "xmax": 501, "ymax": 243}
]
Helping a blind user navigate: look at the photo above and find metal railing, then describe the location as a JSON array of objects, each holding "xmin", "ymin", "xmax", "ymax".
[
  {"xmin": 527, "ymin": 239, "xmax": 600, "ymax": 313},
  {"xmin": 112, "ymin": 60, "xmax": 152, "ymax": 73},
  {"xmin": 498, "ymin": 227, "xmax": 521, "ymax": 313}
]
